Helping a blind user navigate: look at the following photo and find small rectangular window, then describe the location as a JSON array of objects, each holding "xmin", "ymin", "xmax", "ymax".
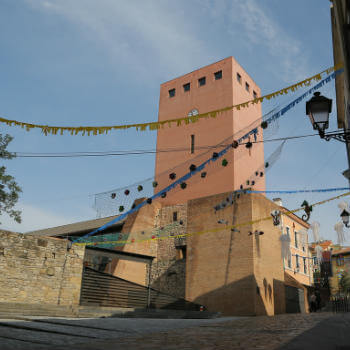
[
  {"xmin": 191, "ymin": 134, "xmax": 195, "ymax": 154},
  {"xmin": 296, "ymin": 255, "xmax": 300, "ymax": 269},
  {"xmin": 173, "ymin": 211, "xmax": 178, "ymax": 222},
  {"xmin": 198, "ymin": 77, "xmax": 206, "ymax": 86},
  {"xmin": 214, "ymin": 70, "xmax": 222, "ymax": 80},
  {"xmin": 169, "ymin": 88, "xmax": 176, "ymax": 98},
  {"xmin": 286, "ymin": 227, "xmax": 290, "ymax": 237},
  {"xmin": 236, "ymin": 73, "xmax": 242, "ymax": 84},
  {"xmin": 253, "ymin": 90, "xmax": 257, "ymax": 99},
  {"xmin": 303, "ymin": 258, "xmax": 307, "ymax": 274},
  {"xmin": 295, "ymin": 232, "xmax": 298, "ymax": 248},
  {"xmin": 245, "ymin": 82, "xmax": 250, "ymax": 92},
  {"xmin": 183, "ymin": 83, "xmax": 190, "ymax": 92}
]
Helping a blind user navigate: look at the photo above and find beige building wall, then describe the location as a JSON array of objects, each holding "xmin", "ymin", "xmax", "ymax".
[
  {"xmin": 185, "ymin": 192, "xmax": 286, "ymax": 316},
  {"xmin": 281, "ymin": 213, "xmax": 312, "ymax": 287},
  {"xmin": 0, "ymin": 231, "xmax": 84, "ymax": 306}
]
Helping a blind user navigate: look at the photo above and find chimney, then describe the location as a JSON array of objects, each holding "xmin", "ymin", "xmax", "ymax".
[{"xmin": 273, "ymin": 198, "xmax": 282, "ymax": 207}]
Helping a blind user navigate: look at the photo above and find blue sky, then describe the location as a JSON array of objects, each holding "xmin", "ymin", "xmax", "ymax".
[{"xmin": 0, "ymin": 0, "xmax": 348, "ymax": 244}]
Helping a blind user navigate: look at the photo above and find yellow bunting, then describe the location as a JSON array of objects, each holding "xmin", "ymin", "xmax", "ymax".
[
  {"xmin": 0, "ymin": 63, "xmax": 344, "ymax": 136},
  {"xmin": 75, "ymin": 191, "xmax": 350, "ymax": 248}
]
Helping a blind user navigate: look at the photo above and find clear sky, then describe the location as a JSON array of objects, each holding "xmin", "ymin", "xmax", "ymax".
[{"xmin": 0, "ymin": 0, "xmax": 349, "ymax": 245}]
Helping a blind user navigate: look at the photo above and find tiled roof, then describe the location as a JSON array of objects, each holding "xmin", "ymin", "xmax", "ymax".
[{"xmin": 26, "ymin": 215, "xmax": 125, "ymax": 237}]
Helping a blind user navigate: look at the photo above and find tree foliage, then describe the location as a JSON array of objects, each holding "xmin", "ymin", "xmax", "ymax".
[{"xmin": 0, "ymin": 134, "xmax": 21, "ymax": 223}]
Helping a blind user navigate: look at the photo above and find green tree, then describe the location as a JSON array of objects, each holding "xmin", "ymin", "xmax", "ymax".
[{"xmin": 0, "ymin": 134, "xmax": 21, "ymax": 223}]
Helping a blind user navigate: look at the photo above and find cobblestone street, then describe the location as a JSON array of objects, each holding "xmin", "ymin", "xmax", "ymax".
[{"xmin": 52, "ymin": 312, "xmax": 348, "ymax": 350}]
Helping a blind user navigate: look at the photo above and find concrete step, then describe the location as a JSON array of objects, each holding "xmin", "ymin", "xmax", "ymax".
[{"xmin": 0, "ymin": 302, "xmax": 220, "ymax": 319}]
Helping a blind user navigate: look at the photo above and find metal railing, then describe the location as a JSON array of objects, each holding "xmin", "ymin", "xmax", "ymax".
[{"xmin": 331, "ymin": 296, "xmax": 350, "ymax": 313}]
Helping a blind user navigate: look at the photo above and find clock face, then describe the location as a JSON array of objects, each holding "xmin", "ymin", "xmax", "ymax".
[{"xmin": 188, "ymin": 109, "xmax": 199, "ymax": 117}]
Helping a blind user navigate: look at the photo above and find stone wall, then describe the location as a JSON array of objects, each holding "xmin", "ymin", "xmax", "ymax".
[
  {"xmin": 148, "ymin": 204, "xmax": 188, "ymax": 298},
  {"xmin": 0, "ymin": 231, "xmax": 85, "ymax": 306}
]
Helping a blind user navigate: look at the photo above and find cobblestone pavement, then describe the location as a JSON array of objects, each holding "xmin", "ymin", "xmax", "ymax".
[
  {"xmin": 0, "ymin": 313, "xmax": 347, "ymax": 350},
  {"xmin": 53, "ymin": 312, "xmax": 335, "ymax": 350}
]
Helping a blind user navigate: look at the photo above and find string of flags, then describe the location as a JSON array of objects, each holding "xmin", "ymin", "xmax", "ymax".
[
  {"xmin": 94, "ymin": 104, "xmax": 280, "ymax": 217},
  {"xmin": 75, "ymin": 191, "xmax": 350, "ymax": 248},
  {"xmin": 73, "ymin": 73, "xmax": 344, "ymax": 244},
  {"xmin": 0, "ymin": 64, "xmax": 343, "ymax": 136}
]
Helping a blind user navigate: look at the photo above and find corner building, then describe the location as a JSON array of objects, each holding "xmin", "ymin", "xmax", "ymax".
[{"xmin": 155, "ymin": 57, "xmax": 265, "ymax": 205}]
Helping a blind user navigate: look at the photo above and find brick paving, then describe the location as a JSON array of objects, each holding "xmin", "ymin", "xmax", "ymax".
[{"xmin": 65, "ymin": 312, "xmax": 334, "ymax": 350}]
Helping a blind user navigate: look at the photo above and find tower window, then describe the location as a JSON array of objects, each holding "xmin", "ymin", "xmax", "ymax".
[
  {"xmin": 191, "ymin": 134, "xmax": 195, "ymax": 154},
  {"xmin": 198, "ymin": 77, "xmax": 206, "ymax": 86},
  {"xmin": 237, "ymin": 73, "xmax": 242, "ymax": 84},
  {"xmin": 173, "ymin": 211, "xmax": 178, "ymax": 222},
  {"xmin": 169, "ymin": 88, "xmax": 176, "ymax": 98},
  {"xmin": 245, "ymin": 82, "xmax": 250, "ymax": 92},
  {"xmin": 253, "ymin": 90, "xmax": 258, "ymax": 99},
  {"xmin": 183, "ymin": 83, "xmax": 190, "ymax": 92},
  {"xmin": 214, "ymin": 70, "xmax": 222, "ymax": 80}
]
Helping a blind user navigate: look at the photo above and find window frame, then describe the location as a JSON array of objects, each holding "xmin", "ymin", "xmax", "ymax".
[
  {"xmin": 168, "ymin": 88, "xmax": 176, "ymax": 98},
  {"xmin": 183, "ymin": 83, "xmax": 190, "ymax": 92},
  {"xmin": 190, "ymin": 134, "xmax": 195, "ymax": 154},
  {"xmin": 198, "ymin": 76, "xmax": 206, "ymax": 87},
  {"xmin": 236, "ymin": 73, "xmax": 242, "ymax": 84},
  {"xmin": 245, "ymin": 82, "xmax": 250, "ymax": 92},
  {"xmin": 214, "ymin": 70, "xmax": 222, "ymax": 80}
]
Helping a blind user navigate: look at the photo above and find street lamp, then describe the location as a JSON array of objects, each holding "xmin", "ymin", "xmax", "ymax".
[
  {"xmin": 340, "ymin": 209, "xmax": 350, "ymax": 228},
  {"xmin": 306, "ymin": 92, "xmax": 332, "ymax": 138},
  {"xmin": 306, "ymin": 92, "xmax": 350, "ymax": 142}
]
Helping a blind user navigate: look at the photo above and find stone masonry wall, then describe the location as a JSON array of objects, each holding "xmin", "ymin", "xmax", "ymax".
[
  {"xmin": 0, "ymin": 231, "xmax": 85, "ymax": 306},
  {"xmin": 148, "ymin": 204, "xmax": 187, "ymax": 298}
]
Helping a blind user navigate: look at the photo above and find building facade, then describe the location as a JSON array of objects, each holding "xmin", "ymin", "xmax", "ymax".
[{"xmin": 155, "ymin": 57, "xmax": 265, "ymax": 205}]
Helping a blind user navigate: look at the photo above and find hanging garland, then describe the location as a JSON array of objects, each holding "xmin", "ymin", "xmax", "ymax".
[{"xmin": 0, "ymin": 64, "xmax": 343, "ymax": 136}]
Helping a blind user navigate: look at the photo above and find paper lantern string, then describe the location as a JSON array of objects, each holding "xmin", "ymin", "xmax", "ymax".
[{"xmin": 76, "ymin": 191, "xmax": 350, "ymax": 248}]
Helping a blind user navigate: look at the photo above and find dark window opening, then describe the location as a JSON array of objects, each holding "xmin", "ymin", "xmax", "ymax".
[
  {"xmin": 198, "ymin": 77, "xmax": 206, "ymax": 86},
  {"xmin": 296, "ymin": 255, "xmax": 300, "ymax": 269},
  {"xmin": 253, "ymin": 90, "xmax": 257, "ymax": 99},
  {"xmin": 183, "ymin": 83, "xmax": 190, "ymax": 92},
  {"xmin": 169, "ymin": 88, "xmax": 176, "ymax": 98},
  {"xmin": 295, "ymin": 232, "xmax": 298, "ymax": 248},
  {"xmin": 173, "ymin": 211, "xmax": 178, "ymax": 222},
  {"xmin": 191, "ymin": 134, "xmax": 195, "ymax": 154},
  {"xmin": 303, "ymin": 258, "xmax": 307, "ymax": 274},
  {"xmin": 245, "ymin": 82, "xmax": 250, "ymax": 92},
  {"xmin": 176, "ymin": 246, "xmax": 187, "ymax": 260},
  {"xmin": 237, "ymin": 73, "xmax": 242, "ymax": 84},
  {"xmin": 214, "ymin": 70, "xmax": 222, "ymax": 80}
]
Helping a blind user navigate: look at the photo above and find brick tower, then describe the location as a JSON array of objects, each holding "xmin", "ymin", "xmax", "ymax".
[{"xmin": 154, "ymin": 57, "xmax": 265, "ymax": 204}]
